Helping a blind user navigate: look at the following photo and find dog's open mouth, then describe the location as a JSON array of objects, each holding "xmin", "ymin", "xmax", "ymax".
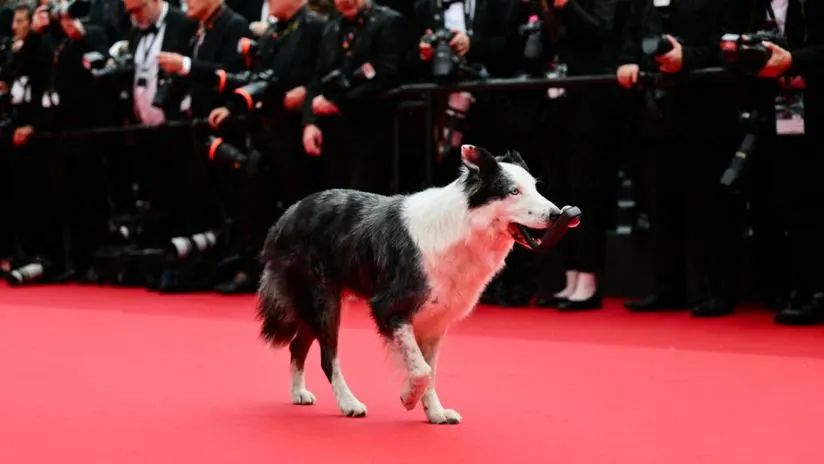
[{"xmin": 508, "ymin": 223, "xmax": 545, "ymax": 250}]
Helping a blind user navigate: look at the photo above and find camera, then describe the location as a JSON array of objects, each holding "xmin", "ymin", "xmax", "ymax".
[
  {"xmin": 5, "ymin": 257, "xmax": 54, "ymax": 286},
  {"xmin": 519, "ymin": 15, "xmax": 545, "ymax": 76},
  {"xmin": 152, "ymin": 72, "xmax": 185, "ymax": 113},
  {"xmin": 210, "ymin": 68, "xmax": 280, "ymax": 113},
  {"xmin": 47, "ymin": 0, "xmax": 91, "ymax": 20},
  {"xmin": 720, "ymin": 110, "xmax": 767, "ymax": 188},
  {"xmin": 720, "ymin": 32, "xmax": 789, "ymax": 75},
  {"xmin": 82, "ymin": 51, "xmax": 135, "ymax": 84},
  {"xmin": 421, "ymin": 29, "xmax": 462, "ymax": 80},
  {"xmin": 205, "ymin": 136, "xmax": 263, "ymax": 175},
  {"xmin": 642, "ymin": 35, "xmax": 681, "ymax": 57},
  {"xmin": 319, "ymin": 63, "xmax": 375, "ymax": 100}
]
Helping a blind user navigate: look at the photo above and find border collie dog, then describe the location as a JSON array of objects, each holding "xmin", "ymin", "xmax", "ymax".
[{"xmin": 257, "ymin": 145, "xmax": 561, "ymax": 424}]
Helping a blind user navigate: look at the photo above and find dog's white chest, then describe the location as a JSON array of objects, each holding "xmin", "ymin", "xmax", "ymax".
[{"xmin": 411, "ymin": 243, "xmax": 510, "ymax": 338}]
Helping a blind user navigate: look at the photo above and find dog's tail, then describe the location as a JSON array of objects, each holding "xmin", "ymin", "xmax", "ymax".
[{"xmin": 256, "ymin": 267, "xmax": 299, "ymax": 347}]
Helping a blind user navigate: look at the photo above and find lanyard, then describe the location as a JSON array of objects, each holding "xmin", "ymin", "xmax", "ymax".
[{"xmin": 137, "ymin": 27, "xmax": 162, "ymax": 70}]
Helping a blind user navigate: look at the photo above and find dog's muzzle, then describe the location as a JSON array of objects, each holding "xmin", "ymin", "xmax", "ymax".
[{"xmin": 510, "ymin": 206, "xmax": 581, "ymax": 252}]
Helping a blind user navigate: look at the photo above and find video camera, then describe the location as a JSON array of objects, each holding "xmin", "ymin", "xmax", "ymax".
[
  {"xmin": 205, "ymin": 136, "xmax": 263, "ymax": 175},
  {"xmin": 720, "ymin": 31, "xmax": 789, "ymax": 75},
  {"xmin": 47, "ymin": 0, "xmax": 91, "ymax": 20}
]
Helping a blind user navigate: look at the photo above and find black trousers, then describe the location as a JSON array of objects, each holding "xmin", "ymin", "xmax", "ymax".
[
  {"xmin": 544, "ymin": 90, "xmax": 618, "ymax": 275},
  {"xmin": 640, "ymin": 129, "xmax": 742, "ymax": 303},
  {"xmin": 6, "ymin": 139, "xmax": 63, "ymax": 264},
  {"xmin": 46, "ymin": 137, "xmax": 110, "ymax": 273},
  {"xmin": 317, "ymin": 110, "xmax": 393, "ymax": 194},
  {"xmin": 786, "ymin": 105, "xmax": 824, "ymax": 295}
]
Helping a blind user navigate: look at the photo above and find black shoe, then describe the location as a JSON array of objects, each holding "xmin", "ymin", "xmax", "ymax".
[
  {"xmin": 535, "ymin": 295, "xmax": 567, "ymax": 308},
  {"xmin": 775, "ymin": 293, "xmax": 824, "ymax": 326},
  {"xmin": 557, "ymin": 293, "xmax": 602, "ymax": 311},
  {"xmin": 624, "ymin": 294, "xmax": 689, "ymax": 312},
  {"xmin": 691, "ymin": 298, "xmax": 734, "ymax": 317},
  {"xmin": 215, "ymin": 273, "xmax": 256, "ymax": 295}
]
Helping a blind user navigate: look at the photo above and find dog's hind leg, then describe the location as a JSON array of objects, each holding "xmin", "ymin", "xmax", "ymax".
[
  {"xmin": 289, "ymin": 326, "xmax": 316, "ymax": 405},
  {"xmin": 307, "ymin": 293, "xmax": 367, "ymax": 418},
  {"xmin": 419, "ymin": 335, "xmax": 461, "ymax": 424}
]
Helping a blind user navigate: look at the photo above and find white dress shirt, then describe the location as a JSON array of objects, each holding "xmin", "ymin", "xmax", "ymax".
[
  {"xmin": 134, "ymin": 2, "xmax": 170, "ymax": 125},
  {"xmin": 770, "ymin": 0, "xmax": 789, "ymax": 34}
]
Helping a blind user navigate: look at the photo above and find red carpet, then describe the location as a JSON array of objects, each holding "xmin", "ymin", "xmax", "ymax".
[{"xmin": 1, "ymin": 285, "xmax": 824, "ymax": 464}]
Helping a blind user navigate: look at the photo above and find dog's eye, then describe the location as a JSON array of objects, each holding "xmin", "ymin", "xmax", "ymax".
[{"xmin": 509, "ymin": 187, "xmax": 521, "ymax": 196}]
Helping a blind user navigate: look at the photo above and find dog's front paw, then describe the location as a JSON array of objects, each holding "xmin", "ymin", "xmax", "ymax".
[
  {"xmin": 400, "ymin": 373, "xmax": 431, "ymax": 411},
  {"xmin": 338, "ymin": 397, "xmax": 368, "ymax": 418},
  {"xmin": 291, "ymin": 388, "xmax": 316, "ymax": 405},
  {"xmin": 426, "ymin": 408, "xmax": 462, "ymax": 425}
]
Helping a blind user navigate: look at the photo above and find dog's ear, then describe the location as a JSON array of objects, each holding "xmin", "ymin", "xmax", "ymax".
[
  {"xmin": 461, "ymin": 144, "xmax": 497, "ymax": 174},
  {"xmin": 497, "ymin": 150, "xmax": 528, "ymax": 170}
]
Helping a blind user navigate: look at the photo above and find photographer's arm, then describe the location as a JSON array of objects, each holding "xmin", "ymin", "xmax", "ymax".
[
  {"xmin": 343, "ymin": 13, "xmax": 404, "ymax": 101},
  {"xmin": 790, "ymin": 45, "xmax": 824, "ymax": 77},
  {"xmin": 184, "ymin": 18, "xmax": 251, "ymax": 81},
  {"xmin": 559, "ymin": 0, "xmax": 616, "ymax": 41},
  {"xmin": 679, "ymin": 0, "xmax": 732, "ymax": 71}
]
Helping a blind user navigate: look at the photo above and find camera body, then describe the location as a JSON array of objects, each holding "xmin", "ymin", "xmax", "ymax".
[
  {"xmin": 720, "ymin": 31, "xmax": 788, "ymax": 75},
  {"xmin": 421, "ymin": 29, "xmax": 461, "ymax": 80},
  {"xmin": 82, "ymin": 51, "xmax": 136, "ymax": 85},
  {"xmin": 319, "ymin": 63, "xmax": 375, "ymax": 99}
]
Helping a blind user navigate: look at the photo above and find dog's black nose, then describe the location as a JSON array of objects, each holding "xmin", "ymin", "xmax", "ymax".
[{"xmin": 549, "ymin": 207, "xmax": 562, "ymax": 222}]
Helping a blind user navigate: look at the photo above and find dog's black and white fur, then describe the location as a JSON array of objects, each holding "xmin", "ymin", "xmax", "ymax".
[{"xmin": 257, "ymin": 145, "xmax": 560, "ymax": 424}]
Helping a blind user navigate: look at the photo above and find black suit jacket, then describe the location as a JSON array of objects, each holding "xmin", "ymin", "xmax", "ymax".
[
  {"xmin": 249, "ymin": 7, "xmax": 326, "ymax": 116},
  {"xmin": 301, "ymin": 4, "xmax": 404, "ymax": 126},
  {"xmin": 510, "ymin": 0, "xmax": 618, "ymax": 75},
  {"xmin": 619, "ymin": 0, "xmax": 737, "ymax": 136},
  {"xmin": 412, "ymin": 0, "xmax": 512, "ymax": 77},
  {"xmin": 127, "ymin": 7, "xmax": 197, "ymax": 56},
  {"xmin": 22, "ymin": 23, "xmax": 115, "ymax": 130},
  {"xmin": 184, "ymin": 5, "xmax": 251, "ymax": 117}
]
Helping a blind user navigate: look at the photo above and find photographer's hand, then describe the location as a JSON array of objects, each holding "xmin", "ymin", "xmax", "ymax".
[
  {"xmin": 13, "ymin": 125, "xmax": 33, "ymax": 147},
  {"xmin": 758, "ymin": 42, "xmax": 793, "ymax": 78},
  {"xmin": 616, "ymin": 64, "xmax": 640, "ymax": 88},
  {"xmin": 249, "ymin": 21, "xmax": 268, "ymax": 38},
  {"xmin": 311, "ymin": 95, "xmax": 339, "ymax": 116},
  {"xmin": 32, "ymin": 6, "xmax": 49, "ymax": 33},
  {"xmin": 449, "ymin": 30, "xmax": 470, "ymax": 57},
  {"xmin": 303, "ymin": 124, "xmax": 323, "ymax": 156},
  {"xmin": 158, "ymin": 52, "xmax": 186, "ymax": 75},
  {"xmin": 656, "ymin": 35, "xmax": 683, "ymax": 73},
  {"xmin": 419, "ymin": 29, "xmax": 434, "ymax": 61},
  {"xmin": 208, "ymin": 107, "xmax": 231, "ymax": 128},
  {"xmin": 284, "ymin": 86, "xmax": 307, "ymax": 111}
]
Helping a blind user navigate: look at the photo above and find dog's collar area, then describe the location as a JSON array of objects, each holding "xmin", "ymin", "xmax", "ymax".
[{"xmin": 512, "ymin": 206, "xmax": 582, "ymax": 253}]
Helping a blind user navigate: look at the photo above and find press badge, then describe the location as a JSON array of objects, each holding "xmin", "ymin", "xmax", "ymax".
[{"xmin": 41, "ymin": 91, "xmax": 59, "ymax": 108}]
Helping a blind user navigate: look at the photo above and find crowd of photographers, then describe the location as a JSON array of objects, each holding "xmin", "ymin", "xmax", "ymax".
[{"xmin": 0, "ymin": 0, "xmax": 821, "ymax": 326}]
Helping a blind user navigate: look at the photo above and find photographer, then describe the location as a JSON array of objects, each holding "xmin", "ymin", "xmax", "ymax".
[
  {"xmin": 206, "ymin": 0, "xmax": 325, "ymax": 293},
  {"xmin": 618, "ymin": 0, "xmax": 742, "ymax": 317},
  {"xmin": 301, "ymin": 0, "xmax": 404, "ymax": 193},
  {"xmin": 97, "ymin": 0, "xmax": 196, "ymax": 247},
  {"xmin": 12, "ymin": 1, "xmax": 117, "ymax": 281},
  {"xmin": 752, "ymin": 1, "xmax": 824, "ymax": 325},
  {"xmin": 505, "ymin": 0, "xmax": 618, "ymax": 311},
  {"xmin": 156, "ymin": 0, "xmax": 249, "ymax": 119},
  {"xmin": 411, "ymin": 0, "xmax": 512, "ymax": 182}
]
